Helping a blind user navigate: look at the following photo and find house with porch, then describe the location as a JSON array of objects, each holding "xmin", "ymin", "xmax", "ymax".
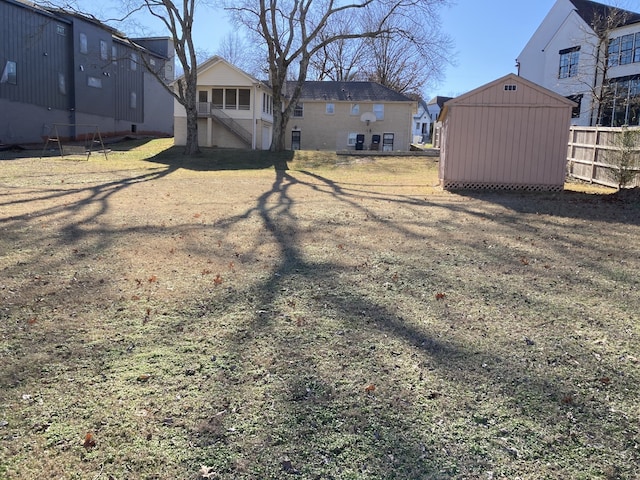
[
  {"xmin": 173, "ymin": 56, "xmax": 274, "ymax": 150},
  {"xmin": 517, "ymin": 0, "xmax": 640, "ymax": 127}
]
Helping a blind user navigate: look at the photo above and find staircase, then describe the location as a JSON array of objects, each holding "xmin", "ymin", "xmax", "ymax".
[{"xmin": 198, "ymin": 103, "xmax": 253, "ymax": 147}]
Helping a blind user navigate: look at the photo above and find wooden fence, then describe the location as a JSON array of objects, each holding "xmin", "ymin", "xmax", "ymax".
[{"xmin": 567, "ymin": 126, "xmax": 640, "ymax": 188}]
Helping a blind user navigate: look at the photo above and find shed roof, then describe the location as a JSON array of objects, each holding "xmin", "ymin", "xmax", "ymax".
[
  {"xmin": 288, "ymin": 81, "xmax": 413, "ymax": 102},
  {"xmin": 440, "ymin": 73, "xmax": 576, "ymax": 120}
]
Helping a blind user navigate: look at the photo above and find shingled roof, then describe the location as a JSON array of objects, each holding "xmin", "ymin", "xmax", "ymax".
[
  {"xmin": 569, "ymin": 0, "xmax": 640, "ymax": 32},
  {"xmin": 287, "ymin": 81, "xmax": 413, "ymax": 102}
]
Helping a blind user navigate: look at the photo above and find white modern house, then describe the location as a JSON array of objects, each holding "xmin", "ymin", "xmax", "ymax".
[{"xmin": 517, "ymin": 0, "xmax": 640, "ymax": 127}]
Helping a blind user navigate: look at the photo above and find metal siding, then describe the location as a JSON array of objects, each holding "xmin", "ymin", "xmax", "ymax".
[{"xmin": 0, "ymin": 2, "xmax": 71, "ymax": 110}]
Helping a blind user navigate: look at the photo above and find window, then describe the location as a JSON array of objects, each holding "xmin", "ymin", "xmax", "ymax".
[
  {"xmin": 263, "ymin": 93, "xmax": 273, "ymax": 115},
  {"xmin": 559, "ymin": 46, "xmax": 580, "ymax": 78},
  {"xmin": 212, "ymin": 88, "xmax": 223, "ymax": 108},
  {"xmin": 326, "ymin": 103, "xmax": 335, "ymax": 114},
  {"xmin": 238, "ymin": 89, "xmax": 250, "ymax": 110},
  {"xmin": 111, "ymin": 46, "xmax": 117, "ymax": 64},
  {"xmin": 1, "ymin": 61, "xmax": 17, "ymax": 85},
  {"xmin": 567, "ymin": 94, "xmax": 582, "ymax": 118},
  {"xmin": 58, "ymin": 72, "xmax": 66, "ymax": 95},
  {"xmin": 56, "ymin": 24, "xmax": 66, "ymax": 36},
  {"xmin": 100, "ymin": 40, "xmax": 108, "ymax": 61},
  {"xmin": 600, "ymin": 74, "xmax": 640, "ymax": 126},
  {"xmin": 130, "ymin": 92, "xmax": 137, "ymax": 109},
  {"xmin": 130, "ymin": 52, "xmax": 137, "ymax": 70},
  {"xmin": 225, "ymin": 88, "xmax": 237, "ymax": 109},
  {"xmin": 351, "ymin": 104, "xmax": 360, "ymax": 115},
  {"xmin": 347, "ymin": 132, "xmax": 358, "ymax": 146},
  {"xmin": 620, "ymin": 34, "xmax": 635, "ymax": 65},
  {"xmin": 87, "ymin": 76, "xmax": 102, "ymax": 88},
  {"xmin": 373, "ymin": 104, "xmax": 384, "ymax": 120},
  {"xmin": 79, "ymin": 33, "xmax": 88, "ymax": 54},
  {"xmin": 608, "ymin": 37, "xmax": 621, "ymax": 67},
  {"xmin": 504, "ymin": 84, "xmax": 517, "ymax": 91},
  {"xmin": 293, "ymin": 103, "xmax": 303, "ymax": 117}
]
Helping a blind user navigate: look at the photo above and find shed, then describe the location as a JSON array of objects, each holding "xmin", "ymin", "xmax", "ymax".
[{"xmin": 438, "ymin": 73, "xmax": 575, "ymax": 191}]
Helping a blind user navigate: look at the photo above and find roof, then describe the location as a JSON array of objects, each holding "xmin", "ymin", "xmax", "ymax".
[
  {"xmin": 440, "ymin": 73, "xmax": 577, "ymax": 120},
  {"xmin": 569, "ymin": 0, "xmax": 640, "ymax": 32},
  {"xmin": 288, "ymin": 81, "xmax": 413, "ymax": 102},
  {"xmin": 427, "ymin": 96, "xmax": 453, "ymax": 108}
]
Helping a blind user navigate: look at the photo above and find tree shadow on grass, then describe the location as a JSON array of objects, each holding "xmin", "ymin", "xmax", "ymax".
[
  {"xmin": 183, "ymin": 169, "xmax": 640, "ymax": 478},
  {"xmin": 146, "ymin": 146, "xmax": 293, "ymax": 172}
]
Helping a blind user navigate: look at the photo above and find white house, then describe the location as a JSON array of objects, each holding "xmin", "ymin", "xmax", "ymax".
[
  {"xmin": 412, "ymin": 99, "xmax": 431, "ymax": 144},
  {"xmin": 173, "ymin": 56, "xmax": 274, "ymax": 149},
  {"xmin": 517, "ymin": 0, "xmax": 640, "ymax": 127}
]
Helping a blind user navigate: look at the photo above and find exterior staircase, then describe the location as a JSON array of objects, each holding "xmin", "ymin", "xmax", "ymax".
[{"xmin": 198, "ymin": 103, "xmax": 252, "ymax": 147}]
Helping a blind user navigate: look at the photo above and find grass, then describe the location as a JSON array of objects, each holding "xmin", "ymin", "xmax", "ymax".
[{"xmin": 1, "ymin": 138, "xmax": 639, "ymax": 479}]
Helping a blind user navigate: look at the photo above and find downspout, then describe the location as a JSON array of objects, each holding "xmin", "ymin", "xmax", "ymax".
[{"xmin": 252, "ymin": 84, "xmax": 258, "ymax": 149}]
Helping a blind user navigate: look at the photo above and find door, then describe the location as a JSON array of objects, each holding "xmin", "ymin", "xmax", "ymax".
[
  {"xmin": 262, "ymin": 126, "xmax": 272, "ymax": 150},
  {"xmin": 291, "ymin": 130, "xmax": 301, "ymax": 150},
  {"xmin": 382, "ymin": 133, "xmax": 394, "ymax": 151}
]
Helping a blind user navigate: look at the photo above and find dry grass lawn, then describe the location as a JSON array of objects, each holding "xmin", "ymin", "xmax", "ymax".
[{"xmin": 1, "ymin": 139, "xmax": 639, "ymax": 479}]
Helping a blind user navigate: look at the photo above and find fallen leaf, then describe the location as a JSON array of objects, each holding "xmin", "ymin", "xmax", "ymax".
[
  {"xmin": 365, "ymin": 384, "xmax": 376, "ymax": 393},
  {"xmin": 148, "ymin": 275, "xmax": 157, "ymax": 283},
  {"xmin": 137, "ymin": 374, "xmax": 152, "ymax": 382},
  {"xmin": 599, "ymin": 377, "xmax": 611, "ymax": 385},
  {"xmin": 83, "ymin": 432, "xmax": 96, "ymax": 450},
  {"xmin": 202, "ymin": 269, "xmax": 212, "ymax": 275},
  {"xmin": 213, "ymin": 274, "xmax": 223, "ymax": 285},
  {"xmin": 435, "ymin": 292, "xmax": 446, "ymax": 300},
  {"xmin": 426, "ymin": 392, "xmax": 442, "ymax": 400},
  {"xmin": 391, "ymin": 272, "xmax": 399, "ymax": 282},
  {"xmin": 27, "ymin": 317, "xmax": 37, "ymax": 325},
  {"xmin": 193, "ymin": 213, "xmax": 201, "ymax": 218},
  {"xmin": 520, "ymin": 257, "xmax": 529, "ymax": 265}
]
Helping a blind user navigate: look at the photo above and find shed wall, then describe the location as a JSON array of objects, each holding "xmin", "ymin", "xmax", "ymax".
[{"xmin": 441, "ymin": 77, "xmax": 573, "ymax": 191}]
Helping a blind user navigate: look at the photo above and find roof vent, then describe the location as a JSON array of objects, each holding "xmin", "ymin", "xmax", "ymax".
[{"xmin": 504, "ymin": 84, "xmax": 517, "ymax": 91}]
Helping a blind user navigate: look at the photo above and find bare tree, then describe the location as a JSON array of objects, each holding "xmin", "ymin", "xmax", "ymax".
[
  {"xmin": 224, "ymin": 0, "xmax": 450, "ymax": 152},
  {"xmin": 216, "ymin": 32, "xmax": 262, "ymax": 76}
]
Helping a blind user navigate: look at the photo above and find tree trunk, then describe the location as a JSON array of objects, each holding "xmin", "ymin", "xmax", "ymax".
[
  {"xmin": 183, "ymin": 72, "xmax": 200, "ymax": 155},
  {"xmin": 184, "ymin": 106, "xmax": 200, "ymax": 155}
]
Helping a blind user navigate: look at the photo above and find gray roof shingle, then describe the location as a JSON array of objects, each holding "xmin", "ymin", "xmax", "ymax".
[
  {"xmin": 287, "ymin": 81, "xmax": 413, "ymax": 102},
  {"xmin": 569, "ymin": 0, "xmax": 640, "ymax": 32}
]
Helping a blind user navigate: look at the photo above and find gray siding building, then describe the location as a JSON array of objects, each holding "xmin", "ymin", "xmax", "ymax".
[{"xmin": 0, "ymin": 0, "xmax": 174, "ymax": 145}]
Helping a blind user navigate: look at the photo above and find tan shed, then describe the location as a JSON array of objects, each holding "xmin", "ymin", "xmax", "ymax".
[{"xmin": 438, "ymin": 73, "xmax": 575, "ymax": 191}]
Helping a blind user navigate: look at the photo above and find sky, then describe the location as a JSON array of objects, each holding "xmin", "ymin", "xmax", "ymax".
[{"xmin": 80, "ymin": 0, "xmax": 627, "ymax": 100}]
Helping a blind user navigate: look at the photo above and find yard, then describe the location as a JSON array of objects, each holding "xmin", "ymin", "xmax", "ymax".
[{"xmin": 1, "ymin": 139, "xmax": 639, "ymax": 479}]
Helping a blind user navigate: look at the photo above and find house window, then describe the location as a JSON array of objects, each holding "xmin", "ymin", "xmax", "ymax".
[
  {"xmin": 351, "ymin": 104, "xmax": 360, "ymax": 115},
  {"xmin": 79, "ymin": 33, "xmax": 88, "ymax": 54},
  {"xmin": 293, "ymin": 103, "xmax": 303, "ymax": 117},
  {"xmin": 262, "ymin": 93, "xmax": 273, "ymax": 115},
  {"xmin": 238, "ymin": 89, "xmax": 250, "ymax": 110},
  {"xmin": 130, "ymin": 91, "xmax": 137, "ymax": 109},
  {"xmin": 100, "ymin": 40, "xmax": 108, "ymax": 61},
  {"xmin": 559, "ymin": 46, "xmax": 580, "ymax": 78},
  {"xmin": 212, "ymin": 88, "xmax": 223, "ymax": 108},
  {"xmin": 504, "ymin": 84, "xmax": 517, "ymax": 91},
  {"xmin": 1, "ymin": 61, "xmax": 17, "ymax": 85},
  {"xmin": 608, "ymin": 37, "xmax": 621, "ymax": 67},
  {"xmin": 326, "ymin": 103, "xmax": 335, "ymax": 114},
  {"xmin": 373, "ymin": 104, "xmax": 384, "ymax": 120},
  {"xmin": 620, "ymin": 34, "xmax": 635, "ymax": 65},
  {"xmin": 111, "ymin": 46, "xmax": 117, "ymax": 64},
  {"xmin": 347, "ymin": 132, "xmax": 358, "ymax": 146},
  {"xmin": 225, "ymin": 88, "xmax": 237, "ymax": 109},
  {"xmin": 567, "ymin": 94, "xmax": 582, "ymax": 118},
  {"xmin": 87, "ymin": 76, "xmax": 102, "ymax": 88},
  {"xmin": 56, "ymin": 24, "xmax": 66, "ymax": 36},
  {"xmin": 58, "ymin": 72, "xmax": 66, "ymax": 95},
  {"xmin": 130, "ymin": 53, "xmax": 138, "ymax": 70},
  {"xmin": 600, "ymin": 75, "xmax": 640, "ymax": 126}
]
